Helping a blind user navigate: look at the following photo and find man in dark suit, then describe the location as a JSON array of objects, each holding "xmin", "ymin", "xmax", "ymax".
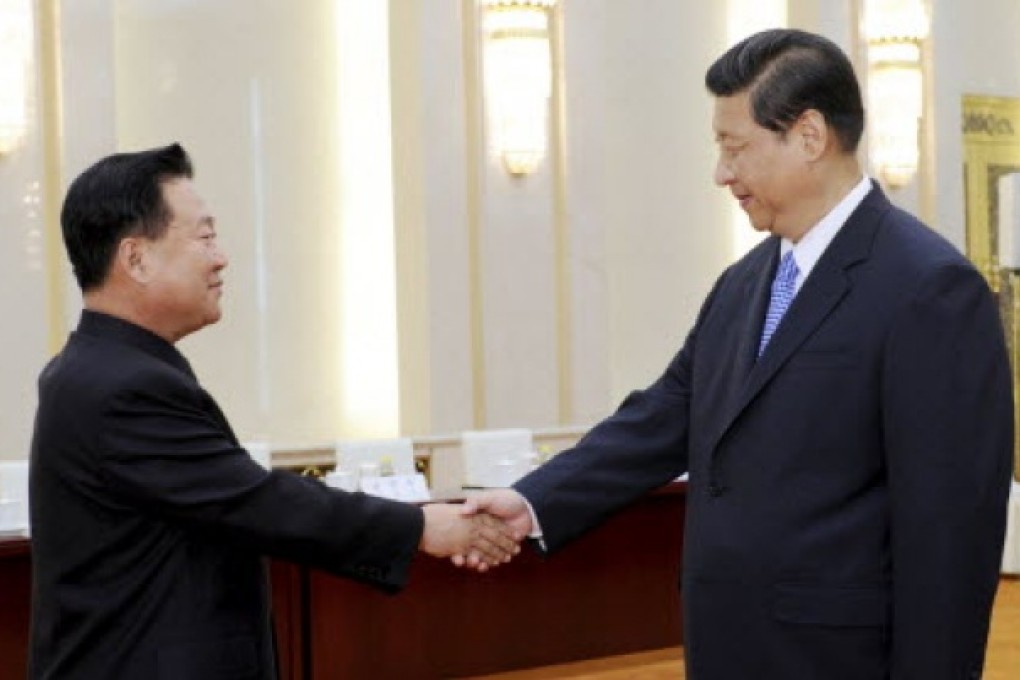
[
  {"xmin": 461, "ymin": 29, "xmax": 1014, "ymax": 679},
  {"xmin": 29, "ymin": 143, "xmax": 517, "ymax": 679}
]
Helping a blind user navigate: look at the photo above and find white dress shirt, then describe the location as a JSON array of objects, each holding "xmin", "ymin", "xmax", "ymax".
[{"xmin": 780, "ymin": 174, "xmax": 872, "ymax": 295}]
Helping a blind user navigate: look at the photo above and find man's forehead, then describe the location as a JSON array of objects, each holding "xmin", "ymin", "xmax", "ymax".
[
  {"xmin": 713, "ymin": 113, "xmax": 745, "ymax": 140},
  {"xmin": 712, "ymin": 94, "xmax": 756, "ymax": 137},
  {"xmin": 162, "ymin": 177, "xmax": 201, "ymax": 202},
  {"xmin": 162, "ymin": 178, "xmax": 214, "ymax": 224},
  {"xmin": 161, "ymin": 175, "xmax": 194, "ymax": 194}
]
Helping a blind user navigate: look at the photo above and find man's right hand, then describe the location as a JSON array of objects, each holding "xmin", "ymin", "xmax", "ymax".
[
  {"xmin": 419, "ymin": 503, "xmax": 519, "ymax": 571},
  {"xmin": 454, "ymin": 489, "xmax": 535, "ymax": 571}
]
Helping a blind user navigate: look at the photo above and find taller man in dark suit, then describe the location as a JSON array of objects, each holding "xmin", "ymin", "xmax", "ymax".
[
  {"xmin": 29, "ymin": 143, "xmax": 517, "ymax": 679},
  {"xmin": 462, "ymin": 29, "xmax": 1014, "ymax": 679}
]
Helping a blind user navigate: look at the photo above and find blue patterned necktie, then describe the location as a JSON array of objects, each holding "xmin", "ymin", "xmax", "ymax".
[{"xmin": 758, "ymin": 250, "xmax": 799, "ymax": 357}]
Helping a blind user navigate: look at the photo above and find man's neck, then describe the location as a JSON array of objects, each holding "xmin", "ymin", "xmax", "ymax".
[
  {"xmin": 785, "ymin": 160, "xmax": 863, "ymax": 244},
  {"xmin": 83, "ymin": 289, "xmax": 179, "ymax": 344}
]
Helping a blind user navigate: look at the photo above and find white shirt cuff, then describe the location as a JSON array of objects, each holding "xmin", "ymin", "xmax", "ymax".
[{"xmin": 519, "ymin": 494, "xmax": 547, "ymax": 551}]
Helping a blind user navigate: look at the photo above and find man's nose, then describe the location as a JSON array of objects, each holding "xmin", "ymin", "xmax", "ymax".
[
  {"xmin": 714, "ymin": 157, "xmax": 734, "ymax": 187},
  {"xmin": 213, "ymin": 245, "xmax": 229, "ymax": 269}
]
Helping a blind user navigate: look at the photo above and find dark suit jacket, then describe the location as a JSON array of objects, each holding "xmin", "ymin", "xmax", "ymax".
[
  {"xmin": 29, "ymin": 310, "xmax": 424, "ymax": 679},
  {"xmin": 516, "ymin": 186, "xmax": 1014, "ymax": 679}
]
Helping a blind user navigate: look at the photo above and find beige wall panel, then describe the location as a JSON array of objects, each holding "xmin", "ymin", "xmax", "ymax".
[
  {"xmin": 0, "ymin": 1, "xmax": 48, "ymax": 459},
  {"xmin": 391, "ymin": 0, "xmax": 476, "ymax": 436},
  {"xmin": 114, "ymin": 0, "xmax": 343, "ymax": 446},
  {"xmin": 593, "ymin": 0, "xmax": 731, "ymax": 404}
]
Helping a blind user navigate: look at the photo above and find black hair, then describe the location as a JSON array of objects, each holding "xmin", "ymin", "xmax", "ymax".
[
  {"xmin": 705, "ymin": 28, "xmax": 864, "ymax": 153},
  {"xmin": 61, "ymin": 143, "xmax": 194, "ymax": 291}
]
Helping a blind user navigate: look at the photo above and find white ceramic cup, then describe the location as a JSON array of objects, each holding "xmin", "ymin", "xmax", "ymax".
[
  {"xmin": 0, "ymin": 498, "xmax": 20, "ymax": 531},
  {"xmin": 494, "ymin": 458, "xmax": 520, "ymax": 488},
  {"xmin": 358, "ymin": 461, "xmax": 381, "ymax": 480},
  {"xmin": 324, "ymin": 470, "xmax": 358, "ymax": 492}
]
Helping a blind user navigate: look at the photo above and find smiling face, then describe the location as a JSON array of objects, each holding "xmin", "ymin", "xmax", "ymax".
[
  {"xmin": 138, "ymin": 178, "xmax": 228, "ymax": 341},
  {"xmin": 712, "ymin": 91, "xmax": 814, "ymax": 241}
]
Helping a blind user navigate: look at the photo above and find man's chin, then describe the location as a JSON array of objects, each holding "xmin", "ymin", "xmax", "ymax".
[{"xmin": 742, "ymin": 210, "xmax": 772, "ymax": 233}]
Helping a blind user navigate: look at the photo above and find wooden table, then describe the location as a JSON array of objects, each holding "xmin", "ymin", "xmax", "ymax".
[
  {"xmin": 0, "ymin": 484, "xmax": 686, "ymax": 679},
  {"xmin": 0, "ymin": 536, "xmax": 30, "ymax": 680},
  {"xmin": 303, "ymin": 485, "xmax": 685, "ymax": 678}
]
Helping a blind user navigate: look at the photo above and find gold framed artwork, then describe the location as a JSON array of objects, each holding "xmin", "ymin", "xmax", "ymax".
[{"xmin": 962, "ymin": 93, "xmax": 1020, "ymax": 478}]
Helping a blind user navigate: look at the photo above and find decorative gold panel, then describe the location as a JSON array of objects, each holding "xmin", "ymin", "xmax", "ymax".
[{"xmin": 962, "ymin": 94, "xmax": 1020, "ymax": 479}]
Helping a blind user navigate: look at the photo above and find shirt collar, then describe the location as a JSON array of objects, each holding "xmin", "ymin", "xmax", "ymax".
[{"xmin": 780, "ymin": 174, "xmax": 872, "ymax": 292}]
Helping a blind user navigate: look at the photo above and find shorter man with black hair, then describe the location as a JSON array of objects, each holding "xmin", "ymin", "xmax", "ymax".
[{"xmin": 29, "ymin": 143, "xmax": 519, "ymax": 679}]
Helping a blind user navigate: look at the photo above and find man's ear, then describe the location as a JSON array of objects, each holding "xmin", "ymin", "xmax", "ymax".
[
  {"xmin": 116, "ymin": 237, "xmax": 150, "ymax": 284},
  {"xmin": 795, "ymin": 109, "xmax": 828, "ymax": 161}
]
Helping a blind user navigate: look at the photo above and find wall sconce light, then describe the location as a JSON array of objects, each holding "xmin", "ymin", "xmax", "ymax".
[
  {"xmin": 481, "ymin": 0, "xmax": 556, "ymax": 177},
  {"xmin": 863, "ymin": 0, "xmax": 929, "ymax": 189}
]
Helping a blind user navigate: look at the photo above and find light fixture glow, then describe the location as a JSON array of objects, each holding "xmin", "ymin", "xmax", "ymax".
[
  {"xmin": 864, "ymin": 0, "xmax": 929, "ymax": 189},
  {"xmin": 481, "ymin": 0, "xmax": 556, "ymax": 177},
  {"xmin": 335, "ymin": 0, "xmax": 400, "ymax": 437},
  {"xmin": 0, "ymin": 0, "xmax": 32, "ymax": 156}
]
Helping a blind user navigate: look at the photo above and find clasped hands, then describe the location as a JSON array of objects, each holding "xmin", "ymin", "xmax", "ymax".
[{"xmin": 418, "ymin": 489, "xmax": 534, "ymax": 572}]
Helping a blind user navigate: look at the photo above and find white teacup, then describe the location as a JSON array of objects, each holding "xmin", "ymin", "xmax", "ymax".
[
  {"xmin": 357, "ymin": 461, "xmax": 381, "ymax": 480},
  {"xmin": 494, "ymin": 458, "xmax": 521, "ymax": 488},
  {"xmin": 0, "ymin": 498, "xmax": 21, "ymax": 532},
  {"xmin": 324, "ymin": 470, "xmax": 358, "ymax": 492}
]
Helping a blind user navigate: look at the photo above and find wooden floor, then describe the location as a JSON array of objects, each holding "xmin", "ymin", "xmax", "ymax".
[
  {"xmin": 987, "ymin": 577, "xmax": 1020, "ymax": 680},
  {"xmin": 472, "ymin": 577, "xmax": 1020, "ymax": 679}
]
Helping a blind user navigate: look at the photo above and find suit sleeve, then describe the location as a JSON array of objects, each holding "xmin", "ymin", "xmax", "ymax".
[
  {"xmin": 95, "ymin": 372, "xmax": 424, "ymax": 593},
  {"xmin": 513, "ymin": 271, "xmax": 730, "ymax": 553},
  {"xmin": 882, "ymin": 262, "xmax": 1013, "ymax": 679}
]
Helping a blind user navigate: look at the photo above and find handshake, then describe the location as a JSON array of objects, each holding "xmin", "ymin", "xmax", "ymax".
[{"xmin": 418, "ymin": 489, "xmax": 533, "ymax": 571}]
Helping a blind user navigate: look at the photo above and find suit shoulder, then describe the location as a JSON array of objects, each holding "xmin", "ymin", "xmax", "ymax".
[
  {"xmin": 40, "ymin": 332, "xmax": 192, "ymax": 405},
  {"xmin": 864, "ymin": 209, "xmax": 993, "ymax": 312},
  {"xmin": 876, "ymin": 206, "xmax": 970, "ymax": 269}
]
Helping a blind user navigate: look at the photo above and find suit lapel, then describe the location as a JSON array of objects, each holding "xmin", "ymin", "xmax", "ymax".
[
  {"xmin": 735, "ymin": 241, "xmax": 779, "ymax": 381},
  {"xmin": 743, "ymin": 256, "xmax": 849, "ymax": 393},
  {"xmin": 707, "ymin": 186, "xmax": 890, "ymax": 458}
]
